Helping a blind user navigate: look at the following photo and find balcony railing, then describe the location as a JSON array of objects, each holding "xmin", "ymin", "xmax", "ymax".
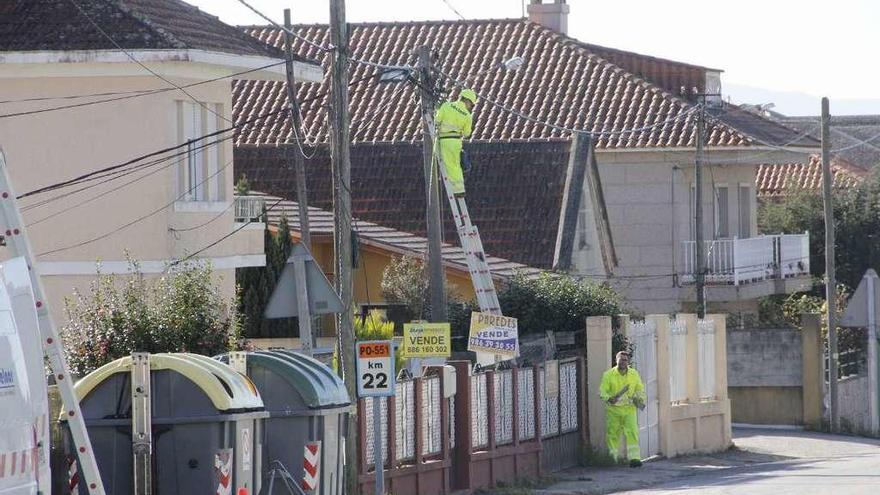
[
  {"xmin": 234, "ymin": 195, "xmax": 265, "ymax": 223},
  {"xmin": 681, "ymin": 232, "xmax": 809, "ymax": 286}
]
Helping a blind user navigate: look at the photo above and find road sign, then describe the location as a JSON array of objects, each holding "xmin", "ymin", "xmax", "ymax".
[
  {"xmin": 838, "ymin": 269, "xmax": 880, "ymax": 436},
  {"xmin": 302, "ymin": 441, "xmax": 321, "ymax": 492},
  {"xmin": 840, "ymin": 269, "xmax": 880, "ymax": 328},
  {"xmin": 356, "ymin": 340, "xmax": 395, "ymax": 397},
  {"xmin": 265, "ymin": 243, "xmax": 344, "ymax": 318},
  {"xmin": 402, "ymin": 322, "xmax": 451, "ymax": 357},
  {"xmin": 468, "ymin": 311, "xmax": 519, "ymax": 358}
]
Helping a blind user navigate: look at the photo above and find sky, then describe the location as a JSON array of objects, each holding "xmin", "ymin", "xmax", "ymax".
[{"xmin": 189, "ymin": 0, "xmax": 880, "ymax": 115}]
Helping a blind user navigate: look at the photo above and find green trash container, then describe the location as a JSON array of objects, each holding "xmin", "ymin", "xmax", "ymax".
[
  {"xmin": 216, "ymin": 350, "xmax": 351, "ymax": 495},
  {"xmin": 62, "ymin": 353, "xmax": 267, "ymax": 495}
]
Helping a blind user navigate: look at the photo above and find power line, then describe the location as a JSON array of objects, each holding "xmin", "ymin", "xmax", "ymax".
[
  {"xmin": 37, "ymin": 157, "xmax": 236, "ymax": 257},
  {"xmin": 434, "ymin": 68, "xmax": 700, "ymax": 138},
  {"xmin": 439, "ymin": 0, "xmax": 467, "ymax": 20},
  {"xmin": 169, "ymin": 200, "xmax": 236, "ymax": 233},
  {"xmin": 234, "ymin": 0, "xmax": 333, "ymax": 53},
  {"xmin": 18, "ymin": 106, "xmax": 285, "ymax": 199},
  {"xmin": 67, "ymin": 0, "xmax": 233, "ymax": 124},
  {"xmin": 19, "ymin": 69, "xmax": 385, "ymax": 219},
  {"xmin": 25, "ymin": 135, "xmax": 235, "ymax": 225},
  {"xmin": 232, "ymin": 0, "xmax": 405, "ymax": 73},
  {"xmin": 167, "ymin": 197, "xmax": 285, "ymax": 269},
  {"xmin": 0, "ymin": 61, "xmax": 285, "ymax": 119}
]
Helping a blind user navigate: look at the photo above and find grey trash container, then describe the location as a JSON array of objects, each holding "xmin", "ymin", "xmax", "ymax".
[
  {"xmin": 62, "ymin": 353, "xmax": 267, "ymax": 495},
  {"xmin": 216, "ymin": 350, "xmax": 351, "ymax": 495}
]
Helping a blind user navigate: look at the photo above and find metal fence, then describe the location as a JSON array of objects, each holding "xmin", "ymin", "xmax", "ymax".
[
  {"xmin": 697, "ymin": 319, "xmax": 717, "ymax": 400},
  {"xmin": 233, "ymin": 195, "xmax": 265, "ymax": 222},
  {"xmin": 422, "ymin": 376, "xmax": 442, "ymax": 456},
  {"xmin": 628, "ymin": 319, "xmax": 660, "ymax": 458},
  {"xmin": 669, "ymin": 318, "xmax": 688, "ymax": 403},
  {"xmin": 494, "ymin": 370, "xmax": 514, "ymax": 445},
  {"xmin": 517, "ymin": 370, "xmax": 536, "ymax": 440},
  {"xmin": 471, "ymin": 372, "xmax": 489, "ymax": 448}
]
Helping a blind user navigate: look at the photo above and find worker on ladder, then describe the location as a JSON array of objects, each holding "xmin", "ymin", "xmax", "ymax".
[{"xmin": 435, "ymin": 88, "xmax": 477, "ymax": 198}]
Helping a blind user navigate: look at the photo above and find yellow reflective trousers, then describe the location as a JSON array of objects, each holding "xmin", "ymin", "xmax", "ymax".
[{"xmin": 599, "ymin": 367, "xmax": 645, "ymax": 461}]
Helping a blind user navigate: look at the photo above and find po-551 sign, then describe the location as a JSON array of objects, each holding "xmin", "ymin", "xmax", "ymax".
[{"xmin": 356, "ymin": 340, "xmax": 395, "ymax": 397}]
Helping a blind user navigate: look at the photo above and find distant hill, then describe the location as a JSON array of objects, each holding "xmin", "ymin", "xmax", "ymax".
[{"xmin": 725, "ymin": 83, "xmax": 880, "ymax": 117}]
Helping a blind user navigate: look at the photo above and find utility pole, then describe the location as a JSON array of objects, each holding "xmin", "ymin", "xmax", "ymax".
[
  {"xmin": 328, "ymin": 0, "xmax": 357, "ymax": 488},
  {"xmin": 418, "ymin": 45, "xmax": 447, "ymax": 323},
  {"xmin": 821, "ymin": 97, "xmax": 839, "ymax": 431},
  {"xmin": 283, "ymin": 9, "xmax": 311, "ymax": 250},
  {"xmin": 694, "ymin": 94, "xmax": 706, "ymax": 318}
]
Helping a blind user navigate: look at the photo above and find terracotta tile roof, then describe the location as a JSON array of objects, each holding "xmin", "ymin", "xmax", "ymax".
[
  {"xmin": 233, "ymin": 18, "xmax": 777, "ymax": 149},
  {"xmin": 574, "ymin": 42, "xmax": 717, "ymax": 95},
  {"xmin": 260, "ymin": 194, "xmax": 544, "ymax": 281},
  {"xmin": 709, "ymin": 104, "xmax": 819, "ymax": 149},
  {"xmin": 757, "ymin": 155, "xmax": 867, "ymax": 197},
  {"xmin": 0, "ymin": 0, "xmax": 284, "ymax": 58},
  {"xmin": 234, "ymin": 140, "xmax": 572, "ymax": 269}
]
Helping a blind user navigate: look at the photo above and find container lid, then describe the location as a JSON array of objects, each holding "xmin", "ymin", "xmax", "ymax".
[
  {"xmin": 220, "ymin": 350, "xmax": 350, "ymax": 409},
  {"xmin": 69, "ymin": 353, "xmax": 264, "ymax": 413}
]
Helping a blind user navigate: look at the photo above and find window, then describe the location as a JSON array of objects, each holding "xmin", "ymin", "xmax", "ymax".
[
  {"xmin": 177, "ymin": 101, "xmax": 224, "ymax": 202},
  {"xmin": 714, "ymin": 185, "xmax": 729, "ymax": 239},
  {"xmin": 738, "ymin": 184, "xmax": 752, "ymax": 238},
  {"xmin": 577, "ymin": 190, "xmax": 589, "ymax": 250}
]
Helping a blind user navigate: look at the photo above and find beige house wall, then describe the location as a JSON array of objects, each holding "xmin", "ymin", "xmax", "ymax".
[
  {"xmin": 0, "ymin": 66, "xmax": 270, "ymax": 325},
  {"xmin": 574, "ymin": 148, "xmax": 812, "ymax": 315}
]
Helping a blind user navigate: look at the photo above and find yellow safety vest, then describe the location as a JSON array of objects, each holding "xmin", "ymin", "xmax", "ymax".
[
  {"xmin": 435, "ymin": 100, "xmax": 473, "ymax": 139},
  {"xmin": 599, "ymin": 367, "xmax": 646, "ymax": 408}
]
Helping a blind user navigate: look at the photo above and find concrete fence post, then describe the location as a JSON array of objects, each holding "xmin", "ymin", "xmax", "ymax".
[
  {"xmin": 707, "ymin": 313, "xmax": 732, "ymax": 447},
  {"xmin": 801, "ymin": 314, "xmax": 824, "ymax": 429},
  {"xmin": 678, "ymin": 313, "xmax": 700, "ymax": 403},
  {"xmin": 586, "ymin": 316, "xmax": 613, "ymax": 453},
  {"xmin": 647, "ymin": 314, "xmax": 672, "ymax": 457}
]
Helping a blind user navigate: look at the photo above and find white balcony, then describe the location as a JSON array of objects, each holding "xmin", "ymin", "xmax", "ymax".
[
  {"xmin": 234, "ymin": 195, "xmax": 265, "ymax": 223},
  {"xmin": 681, "ymin": 232, "xmax": 810, "ymax": 286}
]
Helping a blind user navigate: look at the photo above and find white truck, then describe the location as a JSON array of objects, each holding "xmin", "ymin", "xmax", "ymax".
[{"xmin": 0, "ymin": 257, "xmax": 51, "ymax": 495}]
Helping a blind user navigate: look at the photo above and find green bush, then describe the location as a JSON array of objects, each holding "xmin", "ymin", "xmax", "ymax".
[
  {"xmin": 449, "ymin": 272, "xmax": 626, "ymax": 353},
  {"xmin": 62, "ymin": 261, "xmax": 242, "ymax": 375}
]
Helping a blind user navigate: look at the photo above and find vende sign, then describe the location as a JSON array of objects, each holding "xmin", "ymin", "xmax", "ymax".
[
  {"xmin": 402, "ymin": 322, "xmax": 451, "ymax": 358},
  {"xmin": 468, "ymin": 311, "xmax": 519, "ymax": 358},
  {"xmin": 356, "ymin": 340, "xmax": 395, "ymax": 397}
]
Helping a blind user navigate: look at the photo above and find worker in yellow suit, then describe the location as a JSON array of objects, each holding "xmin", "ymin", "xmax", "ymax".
[
  {"xmin": 600, "ymin": 351, "xmax": 646, "ymax": 467},
  {"xmin": 435, "ymin": 88, "xmax": 476, "ymax": 197}
]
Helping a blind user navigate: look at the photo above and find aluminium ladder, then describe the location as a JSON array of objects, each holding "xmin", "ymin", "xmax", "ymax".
[
  {"xmin": 0, "ymin": 151, "xmax": 106, "ymax": 494},
  {"xmin": 429, "ymin": 125, "xmax": 501, "ymax": 316}
]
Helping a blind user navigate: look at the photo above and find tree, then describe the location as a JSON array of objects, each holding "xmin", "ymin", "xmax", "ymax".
[
  {"xmin": 379, "ymin": 256, "xmax": 629, "ymax": 354},
  {"xmin": 759, "ymin": 169, "xmax": 880, "ymax": 290},
  {"xmin": 237, "ymin": 214, "xmax": 297, "ymax": 337},
  {"xmin": 61, "ymin": 261, "xmax": 241, "ymax": 375}
]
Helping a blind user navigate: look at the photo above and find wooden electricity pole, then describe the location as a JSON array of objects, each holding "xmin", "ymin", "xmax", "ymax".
[
  {"xmin": 821, "ymin": 96, "xmax": 839, "ymax": 431},
  {"xmin": 417, "ymin": 45, "xmax": 447, "ymax": 322},
  {"xmin": 695, "ymin": 95, "xmax": 707, "ymax": 318},
  {"xmin": 283, "ymin": 9, "xmax": 311, "ymax": 250},
  {"xmin": 328, "ymin": 0, "xmax": 357, "ymax": 486}
]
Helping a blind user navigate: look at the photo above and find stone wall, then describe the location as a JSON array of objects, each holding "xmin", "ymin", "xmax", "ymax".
[{"xmin": 727, "ymin": 328, "xmax": 806, "ymax": 425}]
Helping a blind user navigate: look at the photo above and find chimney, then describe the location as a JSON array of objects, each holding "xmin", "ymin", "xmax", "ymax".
[{"xmin": 527, "ymin": 0, "xmax": 570, "ymax": 35}]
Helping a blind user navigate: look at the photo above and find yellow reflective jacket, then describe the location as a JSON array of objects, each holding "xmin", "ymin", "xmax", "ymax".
[
  {"xmin": 435, "ymin": 99, "xmax": 473, "ymax": 139},
  {"xmin": 599, "ymin": 366, "xmax": 646, "ymax": 408}
]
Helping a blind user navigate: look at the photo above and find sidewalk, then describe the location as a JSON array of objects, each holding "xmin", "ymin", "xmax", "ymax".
[{"xmin": 536, "ymin": 446, "xmax": 789, "ymax": 495}]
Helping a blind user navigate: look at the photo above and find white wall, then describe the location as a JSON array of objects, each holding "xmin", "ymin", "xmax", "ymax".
[
  {"xmin": 0, "ymin": 68, "xmax": 264, "ymax": 324},
  {"xmin": 573, "ymin": 149, "xmax": 773, "ymax": 314}
]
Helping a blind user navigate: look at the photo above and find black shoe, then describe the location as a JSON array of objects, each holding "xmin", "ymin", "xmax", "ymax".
[{"xmin": 629, "ymin": 459, "xmax": 642, "ymax": 468}]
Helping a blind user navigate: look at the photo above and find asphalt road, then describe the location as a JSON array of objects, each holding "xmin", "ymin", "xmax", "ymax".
[{"xmin": 616, "ymin": 427, "xmax": 880, "ymax": 494}]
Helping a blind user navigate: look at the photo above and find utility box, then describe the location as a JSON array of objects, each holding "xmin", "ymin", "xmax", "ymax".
[
  {"xmin": 62, "ymin": 353, "xmax": 267, "ymax": 495},
  {"xmin": 216, "ymin": 350, "xmax": 351, "ymax": 495}
]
